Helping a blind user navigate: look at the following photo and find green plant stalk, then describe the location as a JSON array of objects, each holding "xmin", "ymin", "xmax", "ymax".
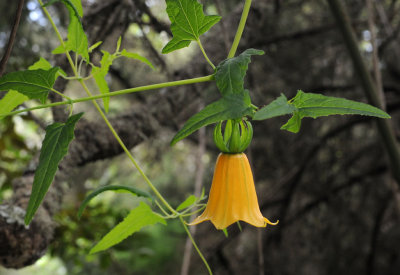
[
  {"xmin": 37, "ymin": 0, "xmax": 179, "ymax": 213},
  {"xmin": 38, "ymin": 0, "xmax": 78, "ymax": 75},
  {"xmin": 197, "ymin": 39, "xmax": 216, "ymax": 70},
  {"xmin": 0, "ymin": 75, "xmax": 214, "ymax": 118},
  {"xmin": 227, "ymin": 0, "xmax": 252, "ymax": 58},
  {"xmin": 179, "ymin": 216, "xmax": 212, "ymax": 275},
  {"xmin": 51, "ymin": 88, "xmax": 72, "ymax": 101},
  {"xmin": 37, "ymin": 0, "xmax": 214, "ymax": 271},
  {"xmin": 79, "ymin": 79, "xmax": 177, "ymax": 213}
]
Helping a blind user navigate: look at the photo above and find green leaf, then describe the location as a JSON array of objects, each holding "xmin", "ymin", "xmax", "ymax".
[
  {"xmin": 280, "ymin": 111, "xmax": 301, "ymax": 133},
  {"xmin": 52, "ymin": 44, "xmax": 65, "ymax": 55},
  {"xmin": 24, "ymin": 113, "xmax": 84, "ymax": 225},
  {"xmin": 28, "ymin": 57, "xmax": 52, "ymax": 70},
  {"xmin": 162, "ymin": 0, "xmax": 221, "ymax": 54},
  {"xmin": 29, "ymin": 57, "xmax": 67, "ymax": 78},
  {"xmin": 90, "ymin": 202, "xmax": 166, "ymax": 254},
  {"xmin": 171, "ymin": 92, "xmax": 253, "ymax": 145},
  {"xmin": 93, "ymin": 50, "xmax": 114, "ymax": 112},
  {"xmin": 50, "ymin": 0, "xmax": 88, "ymax": 60},
  {"xmin": 215, "ymin": 49, "xmax": 264, "ymax": 96},
  {"xmin": 66, "ymin": 5, "xmax": 89, "ymax": 60},
  {"xmin": 253, "ymin": 94, "xmax": 296, "ymax": 120},
  {"xmin": 77, "ymin": 185, "xmax": 152, "ymax": 219},
  {"xmin": 278, "ymin": 90, "xmax": 390, "ymax": 133},
  {"xmin": 0, "ymin": 67, "xmax": 59, "ymax": 103},
  {"xmin": 93, "ymin": 66, "xmax": 110, "ymax": 112},
  {"xmin": 176, "ymin": 195, "xmax": 197, "ymax": 211},
  {"xmin": 120, "ymin": 49, "xmax": 155, "ymax": 70},
  {"xmin": 290, "ymin": 90, "xmax": 390, "ymax": 119},
  {"xmin": 88, "ymin": 41, "xmax": 102, "ymax": 53},
  {"xmin": 43, "ymin": 0, "xmax": 83, "ymax": 18},
  {"xmin": 0, "ymin": 90, "xmax": 28, "ymax": 118}
]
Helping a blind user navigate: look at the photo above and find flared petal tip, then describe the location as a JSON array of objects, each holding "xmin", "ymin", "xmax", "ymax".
[{"xmin": 265, "ymin": 218, "xmax": 279, "ymax": 226}]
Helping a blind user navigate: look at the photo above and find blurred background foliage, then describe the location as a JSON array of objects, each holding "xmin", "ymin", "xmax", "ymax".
[{"xmin": 1, "ymin": 0, "xmax": 400, "ymax": 274}]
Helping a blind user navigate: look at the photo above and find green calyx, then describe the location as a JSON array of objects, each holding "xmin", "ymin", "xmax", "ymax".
[{"xmin": 213, "ymin": 119, "xmax": 253, "ymax": 153}]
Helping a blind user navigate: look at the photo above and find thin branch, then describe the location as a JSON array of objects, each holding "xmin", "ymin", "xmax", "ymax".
[
  {"xmin": 326, "ymin": 0, "xmax": 400, "ymax": 186},
  {"xmin": 366, "ymin": 0, "xmax": 385, "ymax": 108},
  {"xmin": 0, "ymin": 0, "xmax": 25, "ymax": 76}
]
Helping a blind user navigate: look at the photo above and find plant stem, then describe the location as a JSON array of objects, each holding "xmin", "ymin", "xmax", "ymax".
[
  {"xmin": 227, "ymin": 0, "xmax": 252, "ymax": 58},
  {"xmin": 37, "ymin": 0, "xmax": 177, "ymax": 214},
  {"xmin": 0, "ymin": 75, "xmax": 214, "ymax": 118},
  {"xmin": 51, "ymin": 88, "xmax": 72, "ymax": 101},
  {"xmin": 38, "ymin": 0, "xmax": 77, "ymax": 74},
  {"xmin": 179, "ymin": 216, "xmax": 212, "ymax": 275},
  {"xmin": 197, "ymin": 39, "xmax": 216, "ymax": 70},
  {"xmin": 78, "ymin": 79, "xmax": 177, "ymax": 214}
]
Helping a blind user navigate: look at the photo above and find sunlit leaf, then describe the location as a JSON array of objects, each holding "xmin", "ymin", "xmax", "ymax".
[
  {"xmin": 88, "ymin": 41, "xmax": 102, "ymax": 53},
  {"xmin": 93, "ymin": 50, "xmax": 114, "ymax": 112},
  {"xmin": 215, "ymin": 49, "xmax": 264, "ymax": 96},
  {"xmin": 90, "ymin": 202, "xmax": 166, "ymax": 254},
  {"xmin": 162, "ymin": 0, "xmax": 221, "ymax": 54},
  {"xmin": 24, "ymin": 113, "xmax": 84, "ymax": 225},
  {"xmin": 49, "ymin": 0, "xmax": 89, "ymax": 60},
  {"xmin": 0, "ymin": 90, "xmax": 28, "ymax": 118},
  {"xmin": 177, "ymin": 195, "xmax": 197, "ymax": 211}
]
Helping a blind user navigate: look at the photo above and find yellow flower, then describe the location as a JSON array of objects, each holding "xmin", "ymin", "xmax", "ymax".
[{"xmin": 190, "ymin": 153, "xmax": 278, "ymax": 229}]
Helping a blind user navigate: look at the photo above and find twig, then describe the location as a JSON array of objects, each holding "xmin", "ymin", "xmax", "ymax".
[
  {"xmin": 326, "ymin": 0, "xmax": 400, "ymax": 185},
  {"xmin": 0, "ymin": 0, "xmax": 25, "ymax": 76},
  {"xmin": 366, "ymin": 0, "xmax": 385, "ymax": 108},
  {"xmin": 180, "ymin": 104, "xmax": 206, "ymax": 275}
]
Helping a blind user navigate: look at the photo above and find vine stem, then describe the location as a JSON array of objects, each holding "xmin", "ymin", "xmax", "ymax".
[
  {"xmin": 197, "ymin": 39, "xmax": 216, "ymax": 70},
  {"xmin": 51, "ymin": 88, "xmax": 72, "ymax": 101},
  {"xmin": 79, "ymin": 80, "xmax": 177, "ymax": 213},
  {"xmin": 179, "ymin": 216, "xmax": 212, "ymax": 275},
  {"xmin": 37, "ymin": 0, "xmax": 176, "ymax": 214},
  {"xmin": 0, "ymin": 75, "xmax": 214, "ymax": 119},
  {"xmin": 227, "ymin": 0, "xmax": 252, "ymax": 58}
]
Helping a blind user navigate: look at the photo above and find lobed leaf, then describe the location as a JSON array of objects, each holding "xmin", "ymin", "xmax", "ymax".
[
  {"xmin": 290, "ymin": 90, "xmax": 390, "ymax": 119},
  {"xmin": 162, "ymin": 0, "xmax": 221, "ymax": 54},
  {"xmin": 24, "ymin": 113, "xmax": 84, "ymax": 225},
  {"xmin": 77, "ymin": 185, "xmax": 152, "ymax": 219},
  {"xmin": 215, "ymin": 49, "xmax": 264, "ymax": 96},
  {"xmin": 90, "ymin": 202, "xmax": 166, "ymax": 254},
  {"xmin": 0, "ymin": 67, "xmax": 60, "ymax": 103},
  {"xmin": 254, "ymin": 90, "xmax": 391, "ymax": 133},
  {"xmin": 171, "ymin": 91, "xmax": 253, "ymax": 145}
]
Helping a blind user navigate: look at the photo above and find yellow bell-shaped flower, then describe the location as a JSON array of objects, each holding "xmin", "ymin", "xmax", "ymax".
[{"xmin": 190, "ymin": 153, "xmax": 278, "ymax": 229}]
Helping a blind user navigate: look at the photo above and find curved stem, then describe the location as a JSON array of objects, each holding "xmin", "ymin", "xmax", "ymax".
[
  {"xmin": 51, "ymin": 88, "xmax": 72, "ymax": 101},
  {"xmin": 0, "ymin": 75, "xmax": 214, "ymax": 119},
  {"xmin": 227, "ymin": 0, "xmax": 252, "ymax": 58},
  {"xmin": 38, "ymin": 0, "xmax": 78, "ymax": 75},
  {"xmin": 197, "ymin": 39, "xmax": 216, "ymax": 70},
  {"xmin": 179, "ymin": 216, "xmax": 212, "ymax": 275},
  {"xmin": 79, "ymin": 79, "xmax": 177, "ymax": 214}
]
